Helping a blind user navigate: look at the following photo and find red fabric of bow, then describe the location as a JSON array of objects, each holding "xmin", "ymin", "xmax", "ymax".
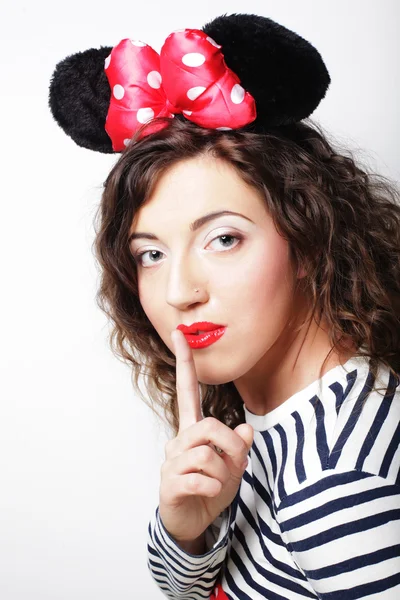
[{"xmin": 104, "ymin": 29, "xmax": 257, "ymax": 151}]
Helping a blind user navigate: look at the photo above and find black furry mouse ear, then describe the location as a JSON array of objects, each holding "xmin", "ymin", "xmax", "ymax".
[
  {"xmin": 48, "ymin": 46, "xmax": 114, "ymax": 153},
  {"xmin": 202, "ymin": 13, "xmax": 331, "ymax": 129}
]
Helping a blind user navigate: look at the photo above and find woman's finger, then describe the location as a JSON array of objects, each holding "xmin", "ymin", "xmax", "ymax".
[{"xmin": 171, "ymin": 329, "xmax": 203, "ymax": 433}]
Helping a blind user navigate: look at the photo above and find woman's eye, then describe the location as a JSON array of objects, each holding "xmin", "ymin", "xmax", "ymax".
[
  {"xmin": 208, "ymin": 234, "xmax": 240, "ymax": 251},
  {"xmin": 135, "ymin": 249, "xmax": 164, "ymax": 266},
  {"xmin": 134, "ymin": 233, "xmax": 242, "ymax": 268}
]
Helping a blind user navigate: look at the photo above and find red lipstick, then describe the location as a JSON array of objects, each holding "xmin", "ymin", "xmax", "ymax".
[{"xmin": 177, "ymin": 321, "xmax": 226, "ymax": 349}]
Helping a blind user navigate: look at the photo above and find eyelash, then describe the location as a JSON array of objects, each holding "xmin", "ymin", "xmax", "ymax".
[{"xmin": 134, "ymin": 232, "xmax": 243, "ymax": 268}]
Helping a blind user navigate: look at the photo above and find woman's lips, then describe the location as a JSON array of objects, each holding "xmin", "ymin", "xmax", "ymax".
[
  {"xmin": 177, "ymin": 322, "xmax": 224, "ymax": 334},
  {"xmin": 179, "ymin": 327, "xmax": 226, "ymax": 349}
]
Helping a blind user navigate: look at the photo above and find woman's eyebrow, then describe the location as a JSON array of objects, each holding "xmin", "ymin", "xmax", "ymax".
[{"xmin": 128, "ymin": 210, "xmax": 254, "ymax": 242}]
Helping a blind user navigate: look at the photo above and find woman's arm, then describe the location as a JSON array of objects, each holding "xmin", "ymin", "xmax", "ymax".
[{"xmin": 147, "ymin": 504, "xmax": 233, "ymax": 598}]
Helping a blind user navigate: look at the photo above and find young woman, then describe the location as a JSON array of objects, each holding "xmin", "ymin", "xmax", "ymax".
[{"xmin": 49, "ymin": 13, "xmax": 400, "ymax": 599}]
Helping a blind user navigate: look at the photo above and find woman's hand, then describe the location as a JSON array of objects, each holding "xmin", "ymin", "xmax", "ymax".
[{"xmin": 158, "ymin": 328, "xmax": 254, "ymax": 545}]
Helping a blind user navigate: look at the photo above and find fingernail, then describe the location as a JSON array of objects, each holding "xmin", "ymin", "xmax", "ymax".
[{"xmin": 242, "ymin": 458, "xmax": 248, "ymax": 470}]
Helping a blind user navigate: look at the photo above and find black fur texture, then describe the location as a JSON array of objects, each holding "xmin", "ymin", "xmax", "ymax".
[
  {"xmin": 48, "ymin": 13, "xmax": 331, "ymax": 153},
  {"xmin": 202, "ymin": 13, "xmax": 331, "ymax": 131},
  {"xmin": 49, "ymin": 45, "xmax": 114, "ymax": 152}
]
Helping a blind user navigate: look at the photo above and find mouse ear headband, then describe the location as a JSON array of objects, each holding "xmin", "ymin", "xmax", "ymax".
[{"xmin": 48, "ymin": 13, "xmax": 331, "ymax": 153}]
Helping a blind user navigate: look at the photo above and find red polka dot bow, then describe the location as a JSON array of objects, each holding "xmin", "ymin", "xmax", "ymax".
[{"xmin": 104, "ymin": 29, "xmax": 257, "ymax": 151}]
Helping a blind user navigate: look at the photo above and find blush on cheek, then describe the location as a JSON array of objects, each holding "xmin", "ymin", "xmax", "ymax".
[
  {"xmin": 229, "ymin": 246, "xmax": 295, "ymax": 340},
  {"xmin": 241, "ymin": 243, "xmax": 292, "ymax": 300}
]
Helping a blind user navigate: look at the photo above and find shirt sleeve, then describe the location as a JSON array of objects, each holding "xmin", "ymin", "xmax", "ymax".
[
  {"xmin": 276, "ymin": 470, "xmax": 400, "ymax": 599},
  {"xmin": 147, "ymin": 504, "xmax": 233, "ymax": 599}
]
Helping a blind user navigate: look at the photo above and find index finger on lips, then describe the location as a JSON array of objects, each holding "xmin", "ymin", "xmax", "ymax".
[{"xmin": 171, "ymin": 329, "xmax": 202, "ymax": 433}]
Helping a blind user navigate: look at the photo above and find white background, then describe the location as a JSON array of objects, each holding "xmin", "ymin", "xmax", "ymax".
[{"xmin": 0, "ymin": 1, "xmax": 399, "ymax": 598}]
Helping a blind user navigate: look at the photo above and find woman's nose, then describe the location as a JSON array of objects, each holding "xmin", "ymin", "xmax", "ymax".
[{"xmin": 165, "ymin": 256, "xmax": 208, "ymax": 309}]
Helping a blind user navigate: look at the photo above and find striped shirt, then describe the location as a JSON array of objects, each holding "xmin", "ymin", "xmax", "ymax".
[{"xmin": 147, "ymin": 354, "xmax": 400, "ymax": 599}]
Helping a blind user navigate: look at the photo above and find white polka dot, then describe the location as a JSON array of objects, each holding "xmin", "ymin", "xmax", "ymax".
[
  {"xmin": 174, "ymin": 29, "xmax": 186, "ymax": 33},
  {"xmin": 206, "ymin": 36, "xmax": 221, "ymax": 48},
  {"xmin": 231, "ymin": 84, "xmax": 245, "ymax": 104},
  {"xmin": 113, "ymin": 84, "xmax": 125, "ymax": 100},
  {"xmin": 147, "ymin": 71, "xmax": 162, "ymax": 89},
  {"xmin": 216, "ymin": 127, "xmax": 232, "ymax": 130},
  {"xmin": 182, "ymin": 53, "xmax": 206, "ymax": 67},
  {"xmin": 123, "ymin": 139, "xmax": 131, "ymax": 146},
  {"xmin": 137, "ymin": 107, "xmax": 155, "ymax": 123},
  {"xmin": 187, "ymin": 86, "xmax": 206, "ymax": 101},
  {"xmin": 130, "ymin": 39, "xmax": 146, "ymax": 47},
  {"xmin": 182, "ymin": 110, "xmax": 192, "ymax": 115},
  {"xmin": 104, "ymin": 54, "xmax": 111, "ymax": 69}
]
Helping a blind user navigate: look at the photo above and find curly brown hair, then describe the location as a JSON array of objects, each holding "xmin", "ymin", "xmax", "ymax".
[{"xmin": 92, "ymin": 116, "xmax": 400, "ymax": 438}]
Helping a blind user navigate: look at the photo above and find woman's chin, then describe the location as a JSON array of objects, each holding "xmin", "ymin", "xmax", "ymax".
[{"xmin": 197, "ymin": 372, "xmax": 235, "ymax": 386}]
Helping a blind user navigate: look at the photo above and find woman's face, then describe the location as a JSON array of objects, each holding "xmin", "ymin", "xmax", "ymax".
[{"xmin": 129, "ymin": 154, "xmax": 304, "ymax": 385}]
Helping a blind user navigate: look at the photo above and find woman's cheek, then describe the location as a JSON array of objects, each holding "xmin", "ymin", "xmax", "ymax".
[
  {"xmin": 138, "ymin": 280, "xmax": 163, "ymax": 333},
  {"xmin": 231, "ymin": 243, "xmax": 294, "ymax": 326},
  {"xmin": 236, "ymin": 240, "xmax": 292, "ymax": 299}
]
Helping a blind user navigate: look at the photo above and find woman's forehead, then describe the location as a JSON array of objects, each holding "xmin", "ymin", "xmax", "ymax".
[{"xmin": 131, "ymin": 155, "xmax": 266, "ymax": 230}]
